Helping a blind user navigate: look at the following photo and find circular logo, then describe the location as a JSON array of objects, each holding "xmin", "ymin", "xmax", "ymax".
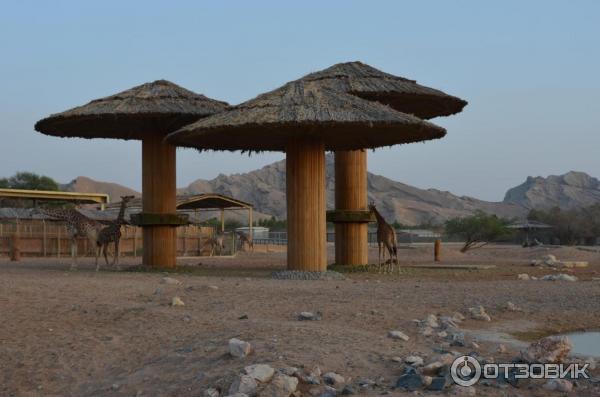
[{"xmin": 451, "ymin": 355, "xmax": 482, "ymax": 386}]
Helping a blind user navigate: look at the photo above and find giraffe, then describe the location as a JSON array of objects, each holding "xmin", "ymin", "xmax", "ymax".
[
  {"xmin": 206, "ymin": 234, "xmax": 225, "ymax": 256},
  {"xmin": 368, "ymin": 203, "xmax": 398, "ymax": 273},
  {"xmin": 237, "ymin": 231, "xmax": 254, "ymax": 252},
  {"xmin": 95, "ymin": 195, "xmax": 134, "ymax": 271},
  {"xmin": 38, "ymin": 207, "xmax": 104, "ymax": 270}
]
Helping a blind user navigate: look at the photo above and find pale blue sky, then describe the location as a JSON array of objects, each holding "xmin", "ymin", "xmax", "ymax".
[{"xmin": 1, "ymin": 1, "xmax": 599, "ymax": 201}]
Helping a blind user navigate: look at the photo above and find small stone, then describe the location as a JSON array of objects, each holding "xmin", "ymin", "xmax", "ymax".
[
  {"xmin": 322, "ymin": 372, "xmax": 345, "ymax": 386},
  {"xmin": 387, "ymin": 330, "xmax": 410, "ymax": 341},
  {"xmin": 421, "ymin": 376, "xmax": 433, "ymax": 387},
  {"xmin": 450, "ymin": 332, "xmax": 466, "ymax": 347},
  {"xmin": 395, "ymin": 373, "xmax": 423, "ymax": 391},
  {"xmin": 298, "ymin": 311, "xmax": 322, "ymax": 321},
  {"xmin": 437, "ymin": 331, "xmax": 448, "ymax": 338},
  {"xmin": 427, "ymin": 376, "xmax": 449, "ymax": 391},
  {"xmin": 208, "ymin": 285, "xmax": 219, "ymax": 290},
  {"xmin": 517, "ymin": 273, "xmax": 530, "ymax": 280},
  {"xmin": 357, "ymin": 378, "xmax": 375, "ymax": 388},
  {"xmin": 304, "ymin": 375, "xmax": 320, "ymax": 385},
  {"xmin": 543, "ymin": 379, "xmax": 573, "ymax": 392},
  {"xmin": 260, "ymin": 374, "xmax": 298, "ymax": 397},
  {"xmin": 229, "ymin": 375, "xmax": 257, "ymax": 397},
  {"xmin": 470, "ymin": 341, "xmax": 480, "ymax": 349},
  {"xmin": 497, "ymin": 344, "xmax": 507, "ymax": 353},
  {"xmin": 239, "ymin": 314, "xmax": 249, "ymax": 320},
  {"xmin": 452, "ymin": 312, "xmax": 466, "ymax": 322},
  {"xmin": 229, "ymin": 338, "xmax": 253, "ymax": 358},
  {"xmin": 425, "ymin": 314, "xmax": 439, "ymax": 328},
  {"xmin": 245, "ymin": 364, "xmax": 275, "ymax": 382},
  {"xmin": 205, "ymin": 388, "xmax": 220, "ymax": 397},
  {"xmin": 404, "ymin": 355, "xmax": 424, "ymax": 366},
  {"xmin": 468, "ymin": 306, "xmax": 491, "ymax": 321},
  {"xmin": 171, "ymin": 296, "xmax": 185, "ymax": 306},
  {"xmin": 341, "ymin": 385, "xmax": 356, "ymax": 395},
  {"xmin": 522, "ymin": 335, "xmax": 572, "ymax": 363},
  {"xmin": 422, "ymin": 361, "xmax": 445, "ymax": 376},
  {"xmin": 420, "ymin": 326, "xmax": 434, "ymax": 337},
  {"xmin": 391, "ymin": 356, "xmax": 403, "ymax": 363},
  {"xmin": 161, "ymin": 277, "xmax": 181, "ymax": 284},
  {"xmin": 542, "ymin": 273, "xmax": 578, "ymax": 282},
  {"xmin": 112, "ymin": 384, "xmax": 120, "ymax": 390},
  {"xmin": 505, "ymin": 301, "xmax": 522, "ymax": 312}
]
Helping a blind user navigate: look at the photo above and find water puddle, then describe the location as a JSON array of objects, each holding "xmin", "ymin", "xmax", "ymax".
[{"xmin": 562, "ymin": 331, "xmax": 600, "ymax": 357}]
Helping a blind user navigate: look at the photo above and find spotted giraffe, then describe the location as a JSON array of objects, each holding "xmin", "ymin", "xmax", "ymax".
[
  {"xmin": 38, "ymin": 207, "xmax": 104, "ymax": 270},
  {"xmin": 95, "ymin": 195, "xmax": 134, "ymax": 270},
  {"xmin": 237, "ymin": 231, "xmax": 254, "ymax": 251},
  {"xmin": 368, "ymin": 203, "xmax": 398, "ymax": 273}
]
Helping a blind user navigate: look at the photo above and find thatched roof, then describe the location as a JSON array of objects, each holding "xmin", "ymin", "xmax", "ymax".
[
  {"xmin": 35, "ymin": 80, "xmax": 229, "ymax": 140},
  {"xmin": 166, "ymin": 81, "xmax": 446, "ymax": 152},
  {"xmin": 299, "ymin": 61, "xmax": 467, "ymax": 119}
]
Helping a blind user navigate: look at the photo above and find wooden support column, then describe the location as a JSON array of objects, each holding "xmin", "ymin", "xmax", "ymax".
[
  {"xmin": 286, "ymin": 137, "xmax": 327, "ymax": 271},
  {"xmin": 334, "ymin": 150, "xmax": 368, "ymax": 266},
  {"xmin": 142, "ymin": 133, "xmax": 177, "ymax": 268}
]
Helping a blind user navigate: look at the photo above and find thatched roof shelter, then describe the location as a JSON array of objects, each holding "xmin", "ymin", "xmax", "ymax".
[
  {"xmin": 167, "ymin": 80, "xmax": 445, "ymax": 272},
  {"xmin": 166, "ymin": 81, "xmax": 445, "ymax": 152},
  {"xmin": 299, "ymin": 61, "xmax": 467, "ymax": 119},
  {"xmin": 34, "ymin": 80, "xmax": 228, "ymax": 269},
  {"xmin": 35, "ymin": 80, "xmax": 229, "ymax": 139}
]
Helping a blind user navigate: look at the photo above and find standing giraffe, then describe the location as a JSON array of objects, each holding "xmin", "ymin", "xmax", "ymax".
[
  {"xmin": 95, "ymin": 195, "xmax": 134, "ymax": 270},
  {"xmin": 237, "ymin": 231, "xmax": 254, "ymax": 252},
  {"xmin": 368, "ymin": 203, "xmax": 398, "ymax": 273},
  {"xmin": 38, "ymin": 207, "xmax": 104, "ymax": 270}
]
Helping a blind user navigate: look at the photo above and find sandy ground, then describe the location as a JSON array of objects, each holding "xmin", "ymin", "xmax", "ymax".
[{"xmin": 1, "ymin": 244, "xmax": 600, "ymax": 396}]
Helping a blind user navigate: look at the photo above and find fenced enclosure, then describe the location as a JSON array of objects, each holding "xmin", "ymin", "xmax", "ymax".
[{"xmin": 0, "ymin": 220, "xmax": 219, "ymax": 258}]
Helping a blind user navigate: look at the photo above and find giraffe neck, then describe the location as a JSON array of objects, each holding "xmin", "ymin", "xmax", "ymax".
[
  {"xmin": 116, "ymin": 200, "xmax": 128, "ymax": 223},
  {"xmin": 373, "ymin": 208, "xmax": 387, "ymax": 226}
]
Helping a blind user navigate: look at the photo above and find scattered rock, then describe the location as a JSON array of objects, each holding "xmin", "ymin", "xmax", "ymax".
[
  {"xmin": 543, "ymin": 379, "xmax": 573, "ymax": 392},
  {"xmin": 298, "ymin": 311, "xmax": 322, "ymax": 321},
  {"xmin": 522, "ymin": 335, "xmax": 572, "ymax": 363},
  {"xmin": 395, "ymin": 372, "xmax": 423, "ymax": 391},
  {"xmin": 427, "ymin": 376, "xmax": 449, "ymax": 391},
  {"xmin": 452, "ymin": 312, "xmax": 466, "ymax": 322},
  {"xmin": 504, "ymin": 301, "xmax": 522, "ymax": 312},
  {"xmin": 205, "ymin": 387, "xmax": 220, "ymax": 397},
  {"xmin": 450, "ymin": 332, "xmax": 466, "ymax": 347},
  {"xmin": 322, "ymin": 372, "xmax": 345, "ymax": 386},
  {"xmin": 229, "ymin": 375, "xmax": 258, "ymax": 397},
  {"xmin": 271, "ymin": 271, "xmax": 345, "ymax": 280},
  {"xmin": 171, "ymin": 296, "xmax": 185, "ymax": 306},
  {"xmin": 161, "ymin": 277, "xmax": 181, "ymax": 285},
  {"xmin": 239, "ymin": 314, "xmax": 249, "ymax": 320},
  {"xmin": 421, "ymin": 375, "xmax": 433, "ymax": 387},
  {"xmin": 388, "ymin": 330, "xmax": 410, "ymax": 341},
  {"xmin": 425, "ymin": 314, "xmax": 439, "ymax": 328},
  {"xmin": 391, "ymin": 356, "xmax": 403, "ymax": 363},
  {"xmin": 470, "ymin": 341, "xmax": 480, "ymax": 349},
  {"xmin": 468, "ymin": 306, "xmax": 491, "ymax": 321},
  {"xmin": 357, "ymin": 378, "xmax": 375, "ymax": 388},
  {"xmin": 437, "ymin": 331, "xmax": 448, "ymax": 338},
  {"xmin": 497, "ymin": 344, "xmax": 507, "ymax": 353},
  {"xmin": 517, "ymin": 273, "xmax": 530, "ymax": 280},
  {"xmin": 439, "ymin": 316, "xmax": 460, "ymax": 330},
  {"xmin": 260, "ymin": 374, "xmax": 298, "ymax": 397},
  {"xmin": 341, "ymin": 384, "xmax": 356, "ymax": 395},
  {"xmin": 542, "ymin": 273, "xmax": 578, "ymax": 282},
  {"xmin": 208, "ymin": 285, "xmax": 219, "ymax": 290},
  {"xmin": 404, "ymin": 355, "xmax": 424, "ymax": 366},
  {"xmin": 421, "ymin": 361, "xmax": 445, "ymax": 376},
  {"xmin": 229, "ymin": 338, "xmax": 253, "ymax": 358},
  {"xmin": 420, "ymin": 326, "xmax": 434, "ymax": 337},
  {"xmin": 245, "ymin": 364, "xmax": 275, "ymax": 382}
]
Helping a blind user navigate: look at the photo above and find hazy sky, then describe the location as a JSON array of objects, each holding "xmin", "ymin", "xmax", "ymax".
[{"xmin": 1, "ymin": 1, "xmax": 599, "ymax": 201}]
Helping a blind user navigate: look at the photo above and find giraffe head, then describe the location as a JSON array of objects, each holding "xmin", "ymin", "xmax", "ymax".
[
  {"xmin": 368, "ymin": 201, "xmax": 377, "ymax": 212},
  {"xmin": 120, "ymin": 195, "xmax": 135, "ymax": 204}
]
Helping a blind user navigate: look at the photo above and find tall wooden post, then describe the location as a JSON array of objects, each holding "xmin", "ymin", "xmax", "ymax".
[
  {"xmin": 142, "ymin": 134, "xmax": 177, "ymax": 268},
  {"xmin": 434, "ymin": 239, "xmax": 441, "ymax": 262},
  {"xmin": 286, "ymin": 137, "xmax": 327, "ymax": 271},
  {"xmin": 10, "ymin": 224, "xmax": 20, "ymax": 262},
  {"xmin": 333, "ymin": 150, "xmax": 369, "ymax": 266}
]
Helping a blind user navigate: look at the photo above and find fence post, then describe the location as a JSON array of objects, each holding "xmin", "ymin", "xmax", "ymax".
[
  {"xmin": 42, "ymin": 220, "xmax": 47, "ymax": 257},
  {"xmin": 10, "ymin": 224, "xmax": 21, "ymax": 262},
  {"xmin": 434, "ymin": 239, "xmax": 441, "ymax": 262},
  {"xmin": 57, "ymin": 226, "xmax": 61, "ymax": 258}
]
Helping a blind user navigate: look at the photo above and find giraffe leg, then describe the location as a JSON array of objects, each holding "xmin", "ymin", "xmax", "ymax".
[
  {"xmin": 95, "ymin": 243, "xmax": 100, "ymax": 271},
  {"xmin": 114, "ymin": 240, "xmax": 121, "ymax": 270},
  {"xmin": 103, "ymin": 243, "xmax": 110, "ymax": 265},
  {"xmin": 70, "ymin": 239, "xmax": 77, "ymax": 271}
]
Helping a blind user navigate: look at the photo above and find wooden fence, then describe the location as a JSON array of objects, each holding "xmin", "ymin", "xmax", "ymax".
[{"xmin": 0, "ymin": 220, "xmax": 216, "ymax": 258}]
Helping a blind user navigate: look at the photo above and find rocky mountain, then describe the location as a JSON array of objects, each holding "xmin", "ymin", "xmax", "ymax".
[
  {"xmin": 503, "ymin": 171, "xmax": 600, "ymax": 210},
  {"xmin": 62, "ymin": 176, "xmax": 140, "ymax": 201},
  {"xmin": 178, "ymin": 156, "xmax": 528, "ymax": 225},
  {"xmin": 63, "ymin": 163, "xmax": 600, "ymax": 226}
]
